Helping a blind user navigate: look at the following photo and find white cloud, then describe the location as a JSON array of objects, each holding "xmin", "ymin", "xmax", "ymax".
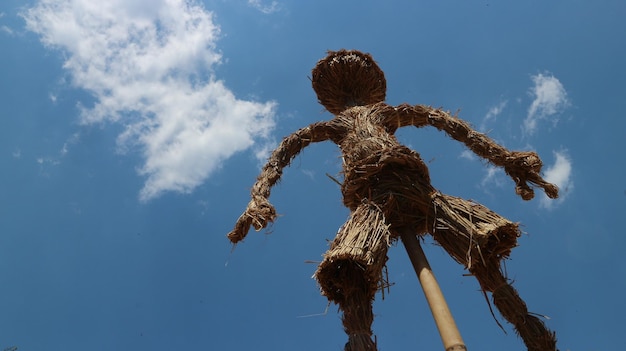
[
  {"xmin": 1, "ymin": 25, "xmax": 13, "ymax": 35},
  {"xmin": 458, "ymin": 149, "xmax": 476, "ymax": 161},
  {"xmin": 23, "ymin": 0, "xmax": 277, "ymax": 201},
  {"xmin": 524, "ymin": 73, "xmax": 568, "ymax": 135},
  {"xmin": 301, "ymin": 169, "xmax": 315, "ymax": 180},
  {"xmin": 480, "ymin": 100, "xmax": 507, "ymax": 131},
  {"xmin": 540, "ymin": 151, "xmax": 573, "ymax": 209},
  {"xmin": 248, "ymin": 0, "xmax": 280, "ymax": 14},
  {"xmin": 36, "ymin": 156, "xmax": 61, "ymax": 177},
  {"xmin": 481, "ymin": 165, "xmax": 506, "ymax": 189},
  {"xmin": 12, "ymin": 148, "xmax": 21, "ymax": 159},
  {"xmin": 60, "ymin": 132, "xmax": 80, "ymax": 156}
]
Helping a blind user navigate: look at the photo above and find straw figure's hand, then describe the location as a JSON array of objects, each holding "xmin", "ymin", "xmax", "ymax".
[
  {"xmin": 227, "ymin": 197, "xmax": 277, "ymax": 244},
  {"xmin": 504, "ymin": 151, "xmax": 559, "ymax": 201}
]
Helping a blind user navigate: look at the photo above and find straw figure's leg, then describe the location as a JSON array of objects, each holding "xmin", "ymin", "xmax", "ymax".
[
  {"xmin": 315, "ymin": 202, "xmax": 392, "ymax": 351},
  {"xmin": 428, "ymin": 193, "xmax": 558, "ymax": 351},
  {"xmin": 470, "ymin": 259, "xmax": 557, "ymax": 351}
]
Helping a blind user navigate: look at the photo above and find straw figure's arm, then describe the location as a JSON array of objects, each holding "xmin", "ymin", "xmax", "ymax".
[
  {"xmin": 391, "ymin": 104, "xmax": 559, "ymax": 200},
  {"xmin": 227, "ymin": 120, "xmax": 345, "ymax": 244}
]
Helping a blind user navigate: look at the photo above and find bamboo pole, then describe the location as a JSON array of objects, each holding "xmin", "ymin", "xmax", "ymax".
[{"xmin": 401, "ymin": 231, "xmax": 467, "ymax": 351}]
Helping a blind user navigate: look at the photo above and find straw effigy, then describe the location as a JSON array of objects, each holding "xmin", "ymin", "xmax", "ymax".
[{"xmin": 227, "ymin": 49, "xmax": 559, "ymax": 351}]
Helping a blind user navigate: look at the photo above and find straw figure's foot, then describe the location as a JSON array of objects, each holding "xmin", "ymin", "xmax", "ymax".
[
  {"xmin": 504, "ymin": 151, "xmax": 559, "ymax": 200},
  {"xmin": 227, "ymin": 198, "xmax": 276, "ymax": 243}
]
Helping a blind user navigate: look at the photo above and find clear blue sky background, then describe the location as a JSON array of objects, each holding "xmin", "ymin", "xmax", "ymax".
[{"xmin": 1, "ymin": 1, "xmax": 624, "ymax": 350}]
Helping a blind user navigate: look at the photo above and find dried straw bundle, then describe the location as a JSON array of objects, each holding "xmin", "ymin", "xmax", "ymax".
[
  {"xmin": 429, "ymin": 193, "xmax": 520, "ymax": 269},
  {"xmin": 312, "ymin": 50, "xmax": 387, "ymax": 115},
  {"xmin": 316, "ymin": 202, "xmax": 391, "ymax": 303}
]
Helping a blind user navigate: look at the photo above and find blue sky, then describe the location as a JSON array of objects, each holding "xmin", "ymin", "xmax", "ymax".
[{"xmin": 1, "ymin": 1, "xmax": 624, "ymax": 350}]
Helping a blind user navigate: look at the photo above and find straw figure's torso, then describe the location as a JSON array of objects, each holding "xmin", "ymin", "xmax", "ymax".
[{"xmin": 337, "ymin": 105, "xmax": 435, "ymax": 236}]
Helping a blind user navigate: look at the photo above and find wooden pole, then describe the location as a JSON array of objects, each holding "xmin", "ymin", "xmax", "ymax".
[{"xmin": 401, "ymin": 231, "xmax": 467, "ymax": 351}]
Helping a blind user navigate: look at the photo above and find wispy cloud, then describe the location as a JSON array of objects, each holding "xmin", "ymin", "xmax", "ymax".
[
  {"xmin": 481, "ymin": 165, "xmax": 506, "ymax": 189},
  {"xmin": 60, "ymin": 132, "xmax": 80, "ymax": 156},
  {"xmin": 1, "ymin": 25, "xmax": 13, "ymax": 35},
  {"xmin": 36, "ymin": 156, "xmax": 61, "ymax": 177},
  {"xmin": 540, "ymin": 150, "xmax": 573, "ymax": 209},
  {"xmin": 1, "ymin": 12, "xmax": 13, "ymax": 35},
  {"xmin": 524, "ymin": 73, "xmax": 568, "ymax": 135},
  {"xmin": 12, "ymin": 148, "xmax": 21, "ymax": 159},
  {"xmin": 23, "ymin": 0, "xmax": 277, "ymax": 201},
  {"xmin": 480, "ymin": 100, "xmax": 508, "ymax": 132},
  {"xmin": 459, "ymin": 149, "xmax": 476, "ymax": 161},
  {"xmin": 1, "ymin": 12, "xmax": 16, "ymax": 36},
  {"xmin": 248, "ymin": 0, "xmax": 280, "ymax": 14}
]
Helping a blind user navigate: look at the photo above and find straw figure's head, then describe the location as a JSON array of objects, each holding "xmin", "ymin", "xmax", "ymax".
[{"xmin": 311, "ymin": 49, "xmax": 387, "ymax": 115}]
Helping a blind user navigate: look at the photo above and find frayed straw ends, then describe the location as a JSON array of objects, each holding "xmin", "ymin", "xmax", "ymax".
[
  {"xmin": 315, "ymin": 202, "xmax": 391, "ymax": 303},
  {"xmin": 429, "ymin": 194, "xmax": 521, "ymax": 269}
]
